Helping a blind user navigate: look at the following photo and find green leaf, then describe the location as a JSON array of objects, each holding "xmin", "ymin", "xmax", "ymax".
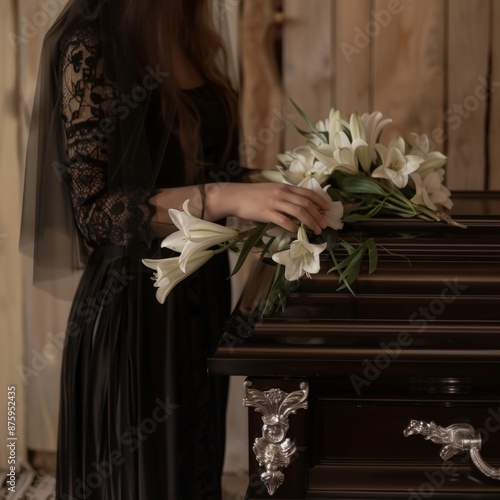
[
  {"xmin": 294, "ymin": 126, "xmax": 327, "ymax": 145},
  {"xmin": 364, "ymin": 202, "xmax": 385, "ymax": 218},
  {"xmin": 328, "ymin": 241, "xmax": 359, "ymax": 272},
  {"xmin": 263, "ymin": 264, "xmax": 297, "ymax": 316},
  {"xmin": 337, "ymin": 254, "xmax": 363, "ymax": 291},
  {"xmin": 290, "ymin": 98, "xmax": 320, "ymax": 134},
  {"xmin": 366, "ymin": 238, "xmax": 378, "ymax": 274},
  {"xmin": 327, "ymin": 238, "xmax": 379, "ymax": 292},
  {"xmin": 259, "ymin": 234, "xmax": 276, "ymax": 259},
  {"xmin": 334, "ymin": 173, "xmax": 390, "ymax": 196},
  {"xmin": 324, "ymin": 228, "xmax": 339, "ymax": 253},
  {"xmin": 342, "ymin": 213, "xmax": 375, "ymax": 223},
  {"xmin": 328, "ymin": 250, "xmax": 357, "ymax": 295},
  {"xmin": 294, "ymin": 125, "xmax": 313, "ymax": 138},
  {"xmin": 339, "ymin": 240, "xmax": 356, "ymax": 254},
  {"xmin": 231, "ymin": 223, "xmax": 270, "ymax": 276}
]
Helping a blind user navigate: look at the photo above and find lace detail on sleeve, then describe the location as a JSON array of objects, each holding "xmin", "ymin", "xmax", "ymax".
[{"xmin": 61, "ymin": 28, "xmax": 155, "ymax": 247}]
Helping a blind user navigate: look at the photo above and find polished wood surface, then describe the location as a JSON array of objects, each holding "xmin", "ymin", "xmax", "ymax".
[{"xmin": 210, "ymin": 192, "xmax": 500, "ymax": 499}]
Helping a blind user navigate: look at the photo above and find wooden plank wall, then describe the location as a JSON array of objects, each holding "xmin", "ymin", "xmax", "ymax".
[
  {"xmin": 489, "ymin": 0, "xmax": 500, "ymax": 189},
  {"xmin": 240, "ymin": 0, "xmax": 283, "ymax": 169},
  {"xmin": 244, "ymin": 0, "xmax": 500, "ymax": 190},
  {"xmin": 0, "ymin": 0, "xmax": 26, "ymax": 469},
  {"xmin": 372, "ymin": 0, "xmax": 446, "ymax": 150},
  {"xmin": 282, "ymin": 0, "xmax": 334, "ymax": 151},
  {"xmin": 334, "ymin": 0, "xmax": 371, "ymax": 117},
  {"xmin": 447, "ymin": 0, "xmax": 490, "ymax": 190}
]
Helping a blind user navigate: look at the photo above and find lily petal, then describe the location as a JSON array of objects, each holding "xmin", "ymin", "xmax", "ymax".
[
  {"xmin": 272, "ymin": 226, "xmax": 327, "ymax": 281},
  {"xmin": 298, "ymin": 178, "xmax": 344, "ymax": 230},
  {"xmin": 372, "ymin": 143, "xmax": 424, "ymax": 189},
  {"xmin": 162, "ymin": 199, "xmax": 239, "ymax": 271},
  {"xmin": 160, "ymin": 231, "xmax": 188, "ymax": 253},
  {"xmin": 142, "ymin": 250, "xmax": 214, "ymax": 304}
]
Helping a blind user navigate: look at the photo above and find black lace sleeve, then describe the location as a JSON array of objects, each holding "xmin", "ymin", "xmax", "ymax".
[{"xmin": 60, "ymin": 28, "xmax": 155, "ymax": 247}]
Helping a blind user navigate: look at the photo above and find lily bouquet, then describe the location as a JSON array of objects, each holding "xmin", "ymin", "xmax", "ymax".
[{"xmin": 143, "ymin": 102, "xmax": 464, "ymax": 313}]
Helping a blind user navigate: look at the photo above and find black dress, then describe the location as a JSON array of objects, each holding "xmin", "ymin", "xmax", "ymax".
[{"xmin": 57, "ymin": 27, "xmax": 232, "ymax": 500}]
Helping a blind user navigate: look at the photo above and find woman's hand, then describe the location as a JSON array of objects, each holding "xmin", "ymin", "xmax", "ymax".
[{"xmin": 204, "ymin": 182, "xmax": 330, "ymax": 235}]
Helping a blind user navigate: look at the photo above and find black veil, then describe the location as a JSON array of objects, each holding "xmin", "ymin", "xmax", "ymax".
[{"xmin": 20, "ymin": 0, "xmax": 237, "ymax": 295}]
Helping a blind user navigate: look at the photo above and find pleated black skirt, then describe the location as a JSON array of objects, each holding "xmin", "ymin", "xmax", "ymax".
[{"xmin": 56, "ymin": 243, "xmax": 230, "ymax": 500}]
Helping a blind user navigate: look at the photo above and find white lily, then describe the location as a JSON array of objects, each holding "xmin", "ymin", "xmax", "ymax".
[
  {"xmin": 272, "ymin": 225, "xmax": 327, "ymax": 281},
  {"xmin": 314, "ymin": 107, "xmax": 347, "ymax": 146},
  {"xmin": 308, "ymin": 108, "xmax": 366, "ymax": 175},
  {"xmin": 307, "ymin": 141, "xmax": 340, "ymax": 171},
  {"xmin": 277, "ymin": 147, "xmax": 331, "ymax": 185},
  {"xmin": 276, "ymin": 151, "xmax": 296, "ymax": 167},
  {"xmin": 372, "ymin": 136, "xmax": 424, "ymax": 189},
  {"xmin": 360, "ymin": 111, "xmax": 392, "ymax": 166},
  {"xmin": 142, "ymin": 250, "xmax": 214, "ymax": 304},
  {"xmin": 332, "ymin": 130, "xmax": 368, "ymax": 175},
  {"xmin": 410, "ymin": 171, "xmax": 453, "ymax": 211},
  {"xmin": 410, "ymin": 133, "xmax": 448, "ymax": 179},
  {"xmin": 158, "ymin": 230, "xmax": 187, "ymax": 254},
  {"xmin": 163, "ymin": 200, "xmax": 238, "ymax": 272},
  {"xmin": 262, "ymin": 226, "xmax": 292, "ymax": 256},
  {"xmin": 349, "ymin": 112, "xmax": 371, "ymax": 172},
  {"xmin": 298, "ymin": 177, "xmax": 344, "ymax": 230},
  {"xmin": 259, "ymin": 169, "xmax": 288, "ymax": 184},
  {"xmin": 308, "ymin": 130, "xmax": 367, "ymax": 176}
]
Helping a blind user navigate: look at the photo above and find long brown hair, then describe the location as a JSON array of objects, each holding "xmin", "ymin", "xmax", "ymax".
[{"xmin": 123, "ymin": 0, "xmax": 238, "ymax": 181}]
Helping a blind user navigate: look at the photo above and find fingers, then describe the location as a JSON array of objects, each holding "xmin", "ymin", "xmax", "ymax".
[
  {"xmin": 229, "ymin": 183, "xmax": 331, "ymax": 234},
  {"xmin": 270, "ymin": 185, "xmax": 329, "ymax": 235},
  {"xmin": 266, "ymin": 211, "xmax": 300, "ymax": 234},
  {"xmin": 287, "ymin": 185, "xmax": 332, "ymax": 212},
  {"xmin": 273, "ymin": 199, "xmax": 325, "ymax": 234}
]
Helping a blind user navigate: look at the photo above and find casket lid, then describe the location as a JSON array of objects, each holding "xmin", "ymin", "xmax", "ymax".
[{"xmin": 210, "ymin": 191, "xmax": 500, "ymax": 376}]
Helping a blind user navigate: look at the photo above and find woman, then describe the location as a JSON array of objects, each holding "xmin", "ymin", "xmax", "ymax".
[{"xmin": 22, "ymin": 0, "xmax": 330, "ymax": 498}]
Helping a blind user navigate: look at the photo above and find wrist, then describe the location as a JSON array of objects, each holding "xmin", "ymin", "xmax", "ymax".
[{"xmin": 203, "ymin": 182, "xmax": 240, "ymax": 222}]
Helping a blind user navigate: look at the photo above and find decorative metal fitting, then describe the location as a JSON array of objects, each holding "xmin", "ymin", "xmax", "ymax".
[
  {"xmin": 243, "ymin": 381, "xmax": 309, "ymax": 495},
  {"xmin": 404, "ymin": 419, "xmax": 500, "ymax": 479}
]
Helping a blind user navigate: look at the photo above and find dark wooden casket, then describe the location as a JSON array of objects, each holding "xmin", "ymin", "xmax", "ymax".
[{"xmin": 209, "ymin": 192, "xmax": 500, "ymax": 499}]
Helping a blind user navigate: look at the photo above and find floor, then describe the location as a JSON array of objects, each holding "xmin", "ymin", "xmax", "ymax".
[
  {"xmin": 221, "ymin": 474, "xmax": 248, "ymax": 500},
  {"xmin": 0, "ymin": 452, "xmax": 248, "ymax": 499}
]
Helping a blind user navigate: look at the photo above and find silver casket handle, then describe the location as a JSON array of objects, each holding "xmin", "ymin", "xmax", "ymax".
[
  {"xmin": 404, "ymin": 419, "xmax": 500, "ymax": 480},
  {"xmin": 243, "ymin": 381, "xmax": 309, "ymax": 496}
]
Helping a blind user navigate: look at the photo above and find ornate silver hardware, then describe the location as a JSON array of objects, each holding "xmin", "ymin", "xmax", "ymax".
[
  {"xmin": 404, "ymin": 419, "xmax": 500, "ymax": 480},
  {"xmin": 243, "ymin": 381, "xmax": 309, "ymax": 495}
]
